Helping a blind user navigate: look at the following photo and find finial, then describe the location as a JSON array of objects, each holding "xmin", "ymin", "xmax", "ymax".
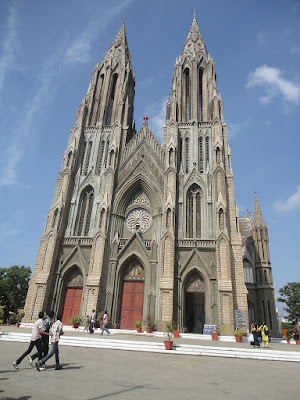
[
  {"xmin": 193, "ymin": 9, "xmax": 197, "ymax": 19},
  {"xmin": 143, "ymin": 115, "xmax": 149, "ymax": 125},
  {"xmin": 122, "ymin": 16, "xmax": 127, "ymax": 26}
]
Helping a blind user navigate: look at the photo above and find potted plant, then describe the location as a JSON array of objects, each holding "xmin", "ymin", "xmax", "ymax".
[
  {"xmin": 70, "ymin": 314, "xmax": 82, "ymax": 328},
  {"xmin": 135, "ymin": 320, "xmax": 142, "ymax": 333},
  {"xmin": 211, "ymin": 326, "xmax": 218, "ymax": 341},
  {"xmin": 9, "ymin": 313, "xmax": 18, "ymax": 326},
  {"xmin": 286, "ymin": 330, "xmax": 292, "ymax": 344},
  {"xmin": 293, "ymin": 328, "xmax": 300, "ymax": 345},
  {"xmin": 234, "ymin": 328, "xmax": 243, "ymax": 342},
  {"xmin": 172, "ymin": 321, "xmax": 180, "ymax": 338},
  {"xmin": 144, "ymin": 314, "xmax": 154, "ymax": 333},
  {"xmin": 164, "ymin": 322, "xmax": 174, "ymax": 350},
  {"xmin": 16, "ymin": 311, "xmax": 24, "ymax": 327}
]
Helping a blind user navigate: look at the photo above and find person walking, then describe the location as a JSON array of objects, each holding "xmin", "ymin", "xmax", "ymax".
[
  {"xmin": 35, "ymin": 313, "xmax": 64, "ymax": 371},
  {"xmin": 258, "ymin": 322, "xmax": 269, "ymax": 348},
  {"xmin": 251, "ymin": 321, "xmax": 260, "ymax": 347},
  {"xmin": 101, "ymin": 311, "xmax": 110, "ymax": 335},
  {"xmin": 29, "ymin": 310, "xmax": 54, "ymax": 368},
  {"xmin": 84, "ymin": 315, "xmax": 90, "ymax": 332},
  {"xmin": 89, "ymin": 310, "xmax": 96, "ymax": 334},
  {"xmin": 12, "ymin": 311, "xmax": 52, "ymax": 369}
]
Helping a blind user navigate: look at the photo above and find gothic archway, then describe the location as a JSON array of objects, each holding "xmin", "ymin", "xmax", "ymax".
[
  {"xmin": 61, "ymin": 267, "xmax": 83, "ymax": 325},
  {"xmin": 184, "ymin": 271, "xmax": 205, "ymax": 333},
  {"xmin": 119, "ymin": 259, "xmax": 144, "ymax": 329}
]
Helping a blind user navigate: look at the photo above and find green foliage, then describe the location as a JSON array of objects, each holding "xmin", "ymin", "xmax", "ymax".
[
  {"xmin": 16, "ymin": 311, "xmax": 25, "ymax": 323},
  {"xmin": 0, "ymin": 305, "xmax": 5, "ymax": 320},
  {"xmin": 9, "ymin": 313, "xmax": 18, "ymax": 325},
  {"xmin": 135, "ymin": 320, "xmax": 142, "ymax": 328},
  {"xmin": 277, "ymin": 282, "xmax": 300, "ymax": 326},
  {"xmin": 70, "ymin": 314, "xmax": 82, "ymax": 325},
  {"xmin": 171, "ymin": 321, "xmax": 178, "ymax": 331},
  {"xmin": 143, "ymin": 314, "xmax": 154, "ymax": 329},
  {"xmin": 0, "ymin": 266, "xmax": 31, "ymax": 312},
  {"xmin": 234, "ymin": 328, "xmax": 243, "ymax": 337},
  {"xmin": 165, "ymin": 322, "xmax": 174, "ymax": 340}
]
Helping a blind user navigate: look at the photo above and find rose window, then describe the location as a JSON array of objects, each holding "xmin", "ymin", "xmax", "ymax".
[{"xmin": 126, "ymin": 208, "xmax": 152, "ymax": 233}]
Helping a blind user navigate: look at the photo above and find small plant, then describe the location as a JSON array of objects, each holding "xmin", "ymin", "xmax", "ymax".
[
  {"xmin": 135, "ymin": 320, "xmax": 142, "ymax": 328},
  {"xmin": 70, "ymin": 314, "xmax": 82, "ymax": 325},
  {"xmin": 9, "ymin": 313, "xmax": 18, "ymax": 325},
  {"xmin": 16, "ymin": 311, "xmax": 25, "ymax": 323},
  {"xmin": 234, "ymin": 328, "xmax": 243, "ymax": 337},
  {"xmin": 165, "ymin": 321, "xmax": 174, "ymax": 341},
  {"xmin": 171, "ymin": 321, "xmax": 178, "ymax": 331},
  {"xmin": 144, "ymin": 314, "xmax": 154, "ymax": 329}
]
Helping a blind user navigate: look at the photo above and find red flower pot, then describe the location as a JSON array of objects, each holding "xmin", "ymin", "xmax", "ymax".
[
  {"xmin": 211, "ymin": 332, "xmax": 218, "ymax": 341},
  {"xmin": 296, "ymin": 339, "xmax": 300, "ymax": 345},
  {"xmin": 73, "ymin": 323, "xmax": 79, "ymax": 329},
  {"xmin": 287, "ymin": 339, "xmax": 290, "ymax": 344},
  {"xmin": 173, "ymin": 330, "xmax": 180, "ymax": 338},
  {"xmin": 164, "ymin": 340, "xmax": 173, "ymax": 350},
  {"xmin": 7, "ymin": 322, "xmax": 10, "ymax": 326},
  {"xmin": 16, "ymin": 323, "xmax": 20, "ymax": 327},
  {"xmin": 146, "ymin": 327, "xmax": 152, "ymax": 333},
  {"xmin": 136, "ymin": 327, "xmax": 142, "ymax": 333},
  {"xmin": 235, "ymin": 336, "xmax": 242, "ymax": 342}
]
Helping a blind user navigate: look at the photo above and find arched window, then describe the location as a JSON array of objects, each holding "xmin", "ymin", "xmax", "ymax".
[
  {"xmin": 169, "ymin": 148, "xmax": 174, "ymax": 165},
  {"xmin": 218, "ymin": 208, "xmax": 224, "ymax": 230},
  {"xmin": 198, "ymin": 69, "xmax": 203, "ymax": 120},
  {"xmin": 75, "ymin": 186, "xmax": 94, "ymax": 236},
  {"xmin": 52, "ymin": 208, "xmax": 58, "ymax": 229},
  {"xmin": 109, "ymin": 149, "xmax": 115, "ymax": 167},
  {"xmin": 80, "ymin": 141, "xmax": 87, "ymax": 175},
  {"xmin": 84, "ymin": 141, "xmax": 93, "ymax": 175},
  {"xmin": 205, "ymin": 136, "xmax": 210, "ymax": 167},
  {"xmin": 106, "ymin": 74, "xmax": 118, "ymax": 125},
  {"xmin": 216, "ymin": 147, "xmax": 221, "ymax": 164},
  {"xmin": 166, "ymin": 208, "xmax": 172, "ymax": 228},
  {"xmin": 179, "ymin": 138, "xmax": 183, "ymax": 164},
  {"xmin": 99, "ymin": 208, "xmax": 105, "ymax": 229},
  {"xmin": 187, "ymin": 184, "xmax": 202, "ymax": 238},
  {"xmin": 185, "ymin": 138, "xmax": 189, "ymax": 173},
  {"xmin": 248, "ymin": 300, "xmax": 255, "ymax": 327},
  {"xmin": 104, "ymin": 140, "xmax": 110, "ymax": 168},
  {"xmin": 95, "ymin": 140, "xmax": 105, "ymax": 175},
  {"xmin": 243, "ymin": 260, "xmax": 254, "ymax": 283},
  {"xmin": 184, "ymin": 68, "xmax": 190, "ymax": 121},
  {"xmin": 90, "ymin": 73, "xmax": 104, "ymax": 125},
  {"xmin": 198, "ymin": 137, "xmax": 203, "ymax": 173},
  {"xmin": 66, "ymin": 151, "xmax": 72, "ymax": 168}
]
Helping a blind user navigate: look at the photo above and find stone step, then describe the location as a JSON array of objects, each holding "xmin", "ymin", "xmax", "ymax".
[{"xmin": 1, "ymin": 331, "xmax": 299, "ymax": 363}]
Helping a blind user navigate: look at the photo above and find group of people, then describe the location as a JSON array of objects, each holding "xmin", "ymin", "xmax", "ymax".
[
  {"xmin": 85, "ymin": 310, "xmax": 110, "ymax": 335},
  {"xmin": 250, "ymin": 322, "xmax": 269, "ymax": 348},
  {"xmin": 13, "ymin": 311, "xmax": 64, "ymax": 371}
]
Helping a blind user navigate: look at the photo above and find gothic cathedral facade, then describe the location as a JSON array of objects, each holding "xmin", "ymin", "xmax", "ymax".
[{"xmin": 24, "ymin": 17, "xmax": 278, "ymax": 336}]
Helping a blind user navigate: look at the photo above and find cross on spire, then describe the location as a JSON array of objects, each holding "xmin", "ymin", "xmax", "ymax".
[
  {"xmin": 122, "ymin": 16, "xmax": 127, "ymax": 26},
  {"xmin": 143, "ymin": 115, "xmax": 149, "ymax": 125},
  {"xmin": 193, "ymin": 9, "xmax": 197, "ymax": 19}
]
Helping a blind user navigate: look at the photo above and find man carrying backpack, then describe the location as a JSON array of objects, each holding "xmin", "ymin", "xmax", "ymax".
[{"xmin": 35, "ymin": 313, "xmax": 64, "ymax": 371}]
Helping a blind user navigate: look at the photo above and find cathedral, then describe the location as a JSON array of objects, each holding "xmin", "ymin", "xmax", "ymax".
[{"xmin": 24, "ymin": 16, "xmax": 278, "ymax": 336}]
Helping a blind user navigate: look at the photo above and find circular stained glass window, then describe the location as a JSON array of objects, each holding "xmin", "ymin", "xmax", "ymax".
[{"xmin": 126, "ymin": 208, "xmax": 152, "ymax": 233}]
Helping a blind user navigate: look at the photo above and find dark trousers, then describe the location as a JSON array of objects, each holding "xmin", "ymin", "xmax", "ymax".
[
  {"xmin": 31, "ymin": 335, "xmax": 49, "ymax": 361},
  {"xmin": 89, "ymin": 322, "xmax": 94, "ymax": 334},
  {"xmin": 253, "ymin": 331, "xmax": 260, "ymax": 346},
  {"xmin": 37, "ymin": 342, "xmax": 59, "ymax": 366},
  {"xmin": 16, "ymin": 339, "xmax": 42, "ymax": 365}
]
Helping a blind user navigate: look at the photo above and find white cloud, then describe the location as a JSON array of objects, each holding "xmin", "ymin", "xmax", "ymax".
[
  {"xmin": 247, "ymin": 65, "xmax": 300, "ymax": 105},
  {"xmin": 289, "ymin": 46, "xmax": 300, "ymax": 55},
  {"xmin": 257, "ymin": 32, "xmax": 266, "ymax": 47},
  {"xmin": 274, "ymin": 186, "xmax": 300, "ymax": 211},
  {"xmin": 0, "ymin": 3, "xmax": 17, "ymax": 90},
  {"xmin": 65, "ymin": 0, "xmax": 133, "ymax": 63},
  {"xmin": 144, "ymin": 97, "xmax": 167, "ymax": 142},
  {"xmin": 227, "ymin": 120, "xmax": 248, "ymax": 140}
]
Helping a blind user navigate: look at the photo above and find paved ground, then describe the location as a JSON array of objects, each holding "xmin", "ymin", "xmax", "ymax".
[{"xmin": 1, "ymin": 340, "xmax": 300, "ymax": 400}]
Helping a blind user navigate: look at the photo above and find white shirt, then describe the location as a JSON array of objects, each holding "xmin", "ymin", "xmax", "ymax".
[
  {"xmin": 31, "ymin": 318, "xmax": 43, "ymax": 341},
  {"xmin": 91, "ymin": 312, "xmax": 96, "ymax": 323},
  {"xmin": 50, "ymin": 320, "xmax": 63, "ymax": 344}
]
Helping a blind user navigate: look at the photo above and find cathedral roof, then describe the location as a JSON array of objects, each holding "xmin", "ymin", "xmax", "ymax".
[
  {"xmin": 181, "ymin": 15, "xmax": 208, "ymax": 61},
  {"xmin": 102, "ymin": 23, "xmax": 132, "ymax": 67}
]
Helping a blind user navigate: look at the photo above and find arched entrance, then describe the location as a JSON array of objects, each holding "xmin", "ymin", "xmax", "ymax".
[
  {"xmin": 62, "ymin": 268, "xmax": 83, "ymax": 325},
  {"xmin": 184, "ymin": 272, "xmax": 205, "ymax": 333},
  {"xmin": 119, "ymin": 259, "xmax": 144, "ymax": 329}
]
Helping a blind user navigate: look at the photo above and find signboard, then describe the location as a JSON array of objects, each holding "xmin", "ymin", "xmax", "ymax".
[
  {"xmin": 203, "ymin": 324, "xmax": 217, "ymax": 335},
  {"xmin": 234, "ymin": 309, "xmax": 248, "ymax": 330}
]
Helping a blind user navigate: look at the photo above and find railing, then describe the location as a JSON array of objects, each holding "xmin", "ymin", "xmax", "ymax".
[
  {"xmin": 177, "ymin": 239, "xmax": 216, "ymax": 249},
  {"xmin": 63, "ymin": 237, "xmax": 93, "ymax": 246},
  {"xmin": 118, "ymin": 239, "xmax": 152, "ymax": 250}
]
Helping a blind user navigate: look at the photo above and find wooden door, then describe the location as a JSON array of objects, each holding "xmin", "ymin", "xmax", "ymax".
[
  {"xmin": 120, "ymin": 281, "xmax": 144, "ymax": 329},
  {"xmin": 62, "ymin": 287, "xmax": 83, "ymax": 325}
]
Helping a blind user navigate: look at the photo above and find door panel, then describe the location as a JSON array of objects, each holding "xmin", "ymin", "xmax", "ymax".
[
  {"xmin": 62, "ymin": 287, "xmax": 83, "ymax": 325},
  {"xmin": 120, "ymin": 281, "xmax": 144, "ymax": 329}
]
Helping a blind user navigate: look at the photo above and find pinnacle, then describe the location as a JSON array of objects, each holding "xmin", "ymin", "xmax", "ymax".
[
  {"xmin": 254, "ymin": 192, "xmax": 264, "ymax": 225},
  {"xmin": 180, "ymin": 14, "xmax": 207, "ymax": 60},
  {"xmin": 103, "ymin": 23, "xmax": 131, "ymax": 65}
]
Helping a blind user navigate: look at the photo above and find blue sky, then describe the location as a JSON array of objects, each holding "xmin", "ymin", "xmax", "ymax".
[{"xmin": 0, "ymin": 0, "xmax": 299, "ymax": 318}]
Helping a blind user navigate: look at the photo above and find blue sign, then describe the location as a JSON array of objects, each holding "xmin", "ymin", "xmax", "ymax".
[{"xmin": 203, "ymin": 324, "xmax": 217, "ymax": 335}]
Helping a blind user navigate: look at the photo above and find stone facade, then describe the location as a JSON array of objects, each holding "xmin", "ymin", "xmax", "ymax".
[{"xmin": 24, "ymin": 17, "xmax": 278, "ymax": 336}]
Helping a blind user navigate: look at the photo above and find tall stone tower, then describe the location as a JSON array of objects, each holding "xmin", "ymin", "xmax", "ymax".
[{"xmin": 24, "ymin": 16, "xmax": 278, "ymax": 336}]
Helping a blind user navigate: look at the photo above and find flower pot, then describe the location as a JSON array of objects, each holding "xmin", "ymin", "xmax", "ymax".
[
  {"xmin": 235, "ymin": 336, "xmax": 242, "ymax": 342},
  {"xmin": 136, "ymin": 327, "xmax": 142, "ymax": 333},
  {"xmin": 146, "ymin": 327, "xmax": 152, "ymax": 333},
  {"xmin": 73, "ymin": 323, "xmax": 79, "ymax": 329},
  {"xmin": 296, "ymin": 339, "xmax": 300, "ymax": 345},
  {"xmin": 164, "ymin": 340, "xmax": 173, "ymax": 350},
  {"xmin": 7, "ymin": 322, "xmax": 10, "ymax": 326},
  {"xmin": 287, "ymin": 339, "xmax": 290, "ymax": 344},
  {"xmin": 173, "ymin": 330, "xmax": 180, "ymax": 338},
  {"xmin": 211, "ymin": 332, "xmax": 218, "ymax": 341},
  {"xmin": 16, "ymin": 322, "xmax": 20, "ymax": 327}
]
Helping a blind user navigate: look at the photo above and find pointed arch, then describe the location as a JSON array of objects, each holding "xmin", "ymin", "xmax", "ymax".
[
  {"xmin": 106, "ymin": 73, "xmax": 118, "ymax": 125},
  {"xmin": 74, "ymin": 185, "xmax": 94, "ymax": 236},
  {"xmin": 198, "ymin": 68, "xmax": 203, "ymax": 120},
  {"xmin": 186, "ymin": 184, "xmax": 202, "ymax": 238}
]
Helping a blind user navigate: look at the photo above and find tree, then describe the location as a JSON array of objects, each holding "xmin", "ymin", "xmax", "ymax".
[
  {"xmin": 277, "ymin": 282, "xmax": 300, "ymax": 326},
  {"xmin": 0, "ymin": 266, "xmax": 31, "ymax": 313}
]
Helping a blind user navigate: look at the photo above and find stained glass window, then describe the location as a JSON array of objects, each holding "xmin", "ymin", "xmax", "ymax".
[
  {"xmin": 186, "ymin": 273, "xmax": 204, "ymax": 293},
  {"xmin": 126, "ymin": 208, "xmax": 152, "ymax": 233},
  {"xmin": 130, "ymin": 192, "xmax": 150, "ymax": 206},
  {"xmin": 67, "ymin": 270, "xmax": 83, "ymax": 287},
  {"xmin": 123, "ymin": 260, "xmax": 144, "ymax": 281}
]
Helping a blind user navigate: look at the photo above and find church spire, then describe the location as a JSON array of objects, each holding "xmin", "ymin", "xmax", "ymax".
[
  {"xmin": 180, "ymin": 13, "xmax": 208, "ymax": 61},
  {"xmin": 254, "ymin": 192, "xmax": 264, "ymax": 225},
  {"xmin": 102, "ymin": 22, "xmax": 131, "ymax": 65}
]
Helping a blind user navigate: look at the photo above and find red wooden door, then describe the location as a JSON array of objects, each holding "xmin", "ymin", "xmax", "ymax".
[
  {"xmin": 62, "ymin": 287, "xmax": 83, "ymax": 325},
  {"xmin": 120, "ymin": 281, "xmax": 144, "ymax": 329}
]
